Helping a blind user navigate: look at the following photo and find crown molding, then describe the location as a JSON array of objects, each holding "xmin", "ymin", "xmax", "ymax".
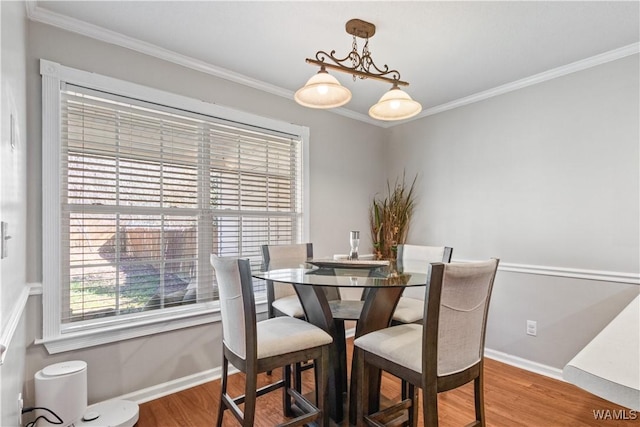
[
  {"xmin": 26, "ymin": 2, "xmax": 383, "ymax": 127},
  {"xmin": 413, "ymin": 42, "xmax": 640, "ymax": 122},
  {"xmin": 26, "ymin": 2, "xmax": 639, "ymax": 129},
  {"xmin": 26, "ymin": 4, "xmax": 292, "ymax": 96}
]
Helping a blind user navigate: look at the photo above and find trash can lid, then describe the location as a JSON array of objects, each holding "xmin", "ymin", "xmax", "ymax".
[{"xmin": 42, "ymin": 360, "xmax": 87, "ymax": 377}]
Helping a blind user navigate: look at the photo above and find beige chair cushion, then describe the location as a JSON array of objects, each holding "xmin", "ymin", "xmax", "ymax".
[
  {"xmin": 256, "ymin": 317, "xmax": 333, "ymax": 359},
  {"xmin": 339, "ymin": 287, "xmax": 364, "ymax": 301},
  {"xmin": 266, "ymin": 244, "xmax": 309, "ymax": 269},
  {"xmin": 392, "ymin": 245, "xmax": 450, "ymax": 324},
  {"xmin": 273, "ymin": 281, "xmax": 298, "ymax": 300},
  {"xmin": 400, "ymin": 245, "xmax": 446, "ymax": 273},
  {"xmin": 353, "ymin": 323, "xmax": 475, "ymax": 377},
  {"xmin": 354, "ymin": 324, "xmax": 423, "ymax": 373},
  {"xmin": 392, "ymin": 297, "xmax": 424, "ymax": 323},
  {"xmin": 265, "ymin": 244, "xmax": 310, "ymax": 303},
  {"xmin": 272, "ymin": 294, "xmax": 305, "ymax": 318},
  {"xmin": 398, "ymin": 245, "xmax": 446, "ymax": 300}
]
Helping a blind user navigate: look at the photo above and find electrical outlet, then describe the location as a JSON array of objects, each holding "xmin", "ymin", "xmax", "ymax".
[
  {"xmin": 526, "ymin": 320, "xmax": 537, "ymax": 336},
  {"xmin": 17, "ymin": 392, "xmax": 23, "ymax": 426}
]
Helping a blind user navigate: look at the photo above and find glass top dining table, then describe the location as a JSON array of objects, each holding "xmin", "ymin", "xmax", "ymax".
[
  {"xmin": 253, "ymin": 261, "xmax": 429, "ymax": 424},
  {"xmin": 254, "ymin": 262, "xmax": 428, "ymax": 288}
]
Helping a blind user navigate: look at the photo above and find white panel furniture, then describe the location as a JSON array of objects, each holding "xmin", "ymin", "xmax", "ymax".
[{"xmin": 563, "ymin": 295, "xmax": 640, "ymax": 410}]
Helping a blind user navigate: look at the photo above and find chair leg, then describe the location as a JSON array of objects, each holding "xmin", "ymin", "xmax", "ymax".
[
  {"xmin": 283, "ymin": 364, "xmax": 294, "ymax": 417},
  {"xmin": 355, "ymin": 347, "xmax": 369, "ymax": 427},
  {"xmin": 474, "ymin": 370, "xmax": 486, "ymax": 427},
  {"xmin": 243, "ymin": 370, "xmax": 258, "ymax": 427},
  {"xmin": 401, "ymin": 378, "xmax": 410, "ymax": 400},
  {"xmin": 216, "ymin": 356, "xmax": 228, "ymax": 427},
  {"xmin": 316, "ymin": 346, "xmax": 330, "ymax": 427},
  {"xmin": 294, "ymin": 362, "xmax": 303, "ymax": 392},
  {"xmin": 408, "ymin": 382, "xmax": 419, "ymax": 427},
  {"xmin": 423, "ymin": 383, "xmax": 438, "ymax": 427}
]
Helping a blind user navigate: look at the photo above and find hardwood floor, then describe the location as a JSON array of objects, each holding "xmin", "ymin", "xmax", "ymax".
[{"xmin": 138, "ymin": 339, "xmax": 635, "ymax": 426}]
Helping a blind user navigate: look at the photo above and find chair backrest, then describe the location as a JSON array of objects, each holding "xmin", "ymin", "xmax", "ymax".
[
  {"xmin": 210, "ymin": 255, "xmax": 257, "ymax": 361},
  {"xmin": 423, "ymin": 259, "xmax": 499, "ymax": 378},
  {"xmin": 397, "ymin": 244, "xmax": 453, "ymax": 299},
  {"xmin": 262, "ymin": 243, "xmax": 313, "ymax": 300}
]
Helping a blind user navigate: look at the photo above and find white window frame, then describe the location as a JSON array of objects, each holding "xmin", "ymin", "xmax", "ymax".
[{"xmin": 39, "ymin": 59, "xmax": 310, "ymax": 354}]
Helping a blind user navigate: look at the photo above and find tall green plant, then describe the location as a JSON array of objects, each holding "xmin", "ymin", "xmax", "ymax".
[{"xmin": 369, "ymin": 173, "xmax": 418, "ymax": 260}]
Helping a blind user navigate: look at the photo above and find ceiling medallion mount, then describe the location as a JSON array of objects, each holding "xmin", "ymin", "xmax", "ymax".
[
  {"xmin": 295, "ymin": 18, "xmax": 422, "ymax": 121},
  {"xmin": 345, "ymin": 18, "xmax": 376, "ymax": 40}
]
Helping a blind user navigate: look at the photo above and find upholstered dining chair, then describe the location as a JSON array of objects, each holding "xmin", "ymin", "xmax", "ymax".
[
  {"xmin": 262, "ymin": 243, "xmax": 313, "ymax": 320},
  {"xmin": 211, "ymin": 255, "xmax": 332, "ymax": 427},
  {"xmin": 261, "ymin": 243, "xmax": 314, "ymax": 380},
  {"xmin": 392, "ymin": 245, "xmax": 453, "ymax": 324},
  {"xmin": 354, "ymin": 259, "xmax": 499, "ymax": 427}
]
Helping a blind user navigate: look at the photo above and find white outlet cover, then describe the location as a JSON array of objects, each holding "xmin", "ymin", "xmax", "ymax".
[{"xmin": 526, "ymin": 320, "xmax": 537, "ymax": 336}]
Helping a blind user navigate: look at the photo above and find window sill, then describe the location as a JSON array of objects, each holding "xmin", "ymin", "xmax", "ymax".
[{"xmin": 35, "ymin": 297, "xmax": 268, "ymax": 354}]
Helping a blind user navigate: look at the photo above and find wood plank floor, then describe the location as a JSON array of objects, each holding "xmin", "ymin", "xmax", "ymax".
[{"xmin": 138, "ymin": 338, "xmax": 636, "ymax": 426}]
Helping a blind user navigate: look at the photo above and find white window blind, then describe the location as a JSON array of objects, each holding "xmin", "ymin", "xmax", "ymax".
[{"xmin": 58, "ymin": 83, "xmax": 303, "ymax": 326}]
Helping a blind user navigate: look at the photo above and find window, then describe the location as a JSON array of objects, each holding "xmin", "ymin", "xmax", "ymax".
[{"xmin": 40, "ymin": 60, "xmax": 308, "ymax": 353}]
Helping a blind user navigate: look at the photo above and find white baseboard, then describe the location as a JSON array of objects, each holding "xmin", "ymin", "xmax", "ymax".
[
  {"xmin": 117, "ymin": 364, "xmax": 240, "ymax": 405},
  {"xmin": 484, "ymin": 348, "xmax": 564, "ymax": 381}
]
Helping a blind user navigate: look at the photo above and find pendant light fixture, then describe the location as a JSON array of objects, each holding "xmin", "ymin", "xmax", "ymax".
[
  {"xmin": 294, "ymin": 66, "xmax": 352, "ymax": 108},
  {"xmin": 295, "ymin": 18, "xmax": 422, "ymax": 121},
  {"xmin": 369, "ymin": 83, "xmax": 422, "ymax": 121}
]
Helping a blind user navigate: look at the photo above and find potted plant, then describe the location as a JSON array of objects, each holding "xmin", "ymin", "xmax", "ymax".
[{"xmin": 369, "ymin": 173, "xmax": 418, "ymax": 260}]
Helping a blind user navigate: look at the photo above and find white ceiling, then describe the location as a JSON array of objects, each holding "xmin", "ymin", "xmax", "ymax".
[{"xmin": 31, "ymin": 1, "xmax": 640, "ymax": 126}]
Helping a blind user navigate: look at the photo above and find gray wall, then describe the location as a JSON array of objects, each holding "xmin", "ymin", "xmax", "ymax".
[
  {"xmin": 385, "ymin": 54, "xmax": 640, "ymax": 368},
  {"xmin": 0, "ymin": 1, "xmax": 29, "ymax": 426},
  {"xmin": 20, "ymin": 19, "xmax": 387, "ymax": 408},
  {"xmin": 1, "ymin": 4, "xmax": 638, "ymax": 423}
]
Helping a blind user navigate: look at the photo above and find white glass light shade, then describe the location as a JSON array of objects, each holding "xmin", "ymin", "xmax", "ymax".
[
  {"xmin": 369, "ymin": 86, "xmax": 422, "ymax": 121},
  {"xmin": 294, "ymin": 70, "xmax": 352, "ymax": 109}
]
